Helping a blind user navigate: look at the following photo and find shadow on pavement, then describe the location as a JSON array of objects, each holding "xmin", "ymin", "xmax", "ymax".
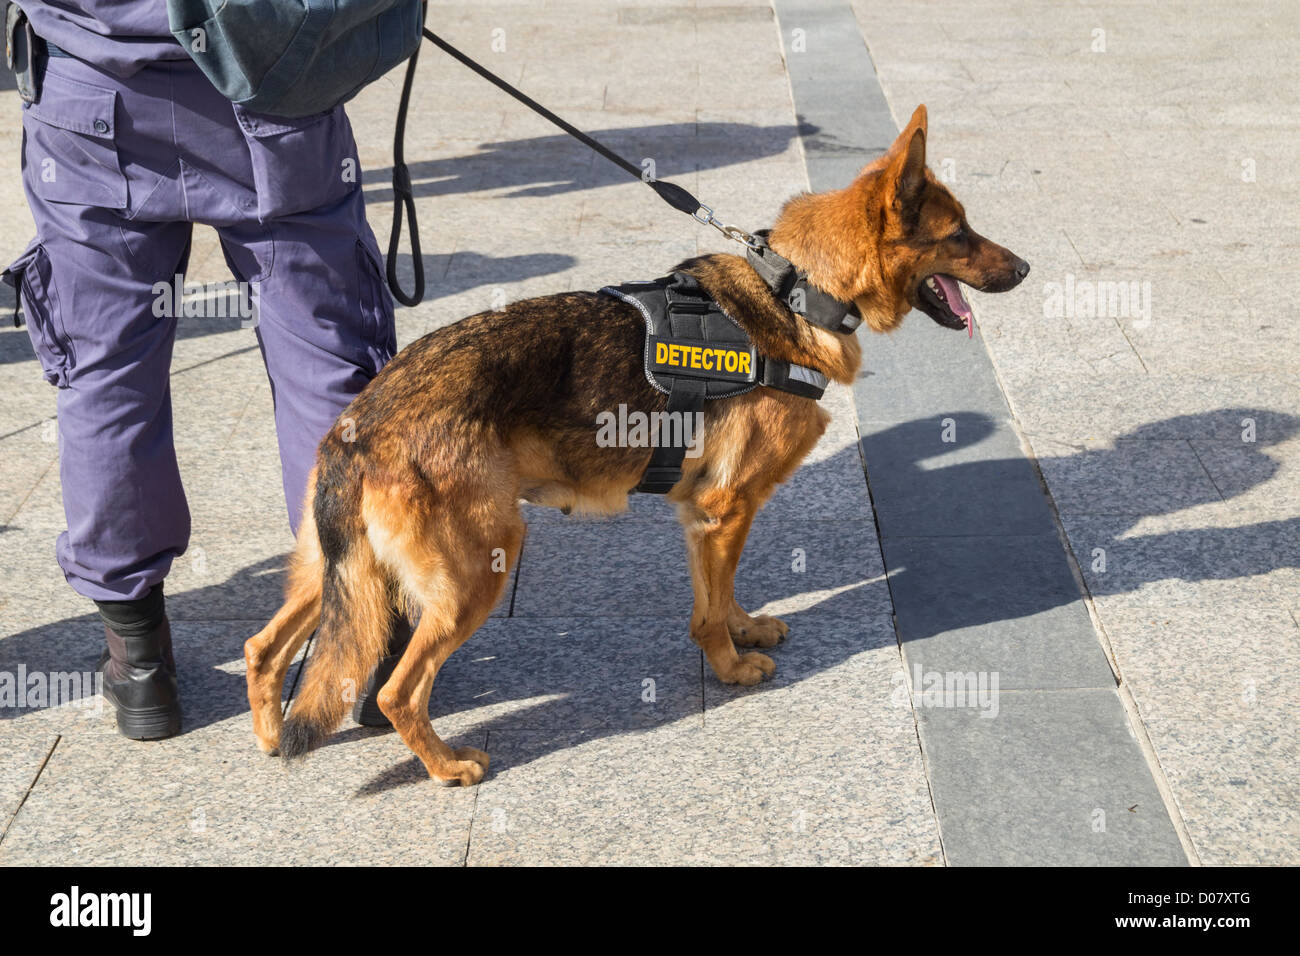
[
  {"xmin": 0, "ymin": 244, "xmax": 577, "ymax": 368},
  {"xmin": 3, "ymin": 406, "xmax": 1296, "ymax": 791},
  {"xmin": 2, "ymin": 118, "xmax": 799, "ymax": 364},
  {"xmin": 361, "ymin": 121, "xmax": 810, "ymax": 201}
]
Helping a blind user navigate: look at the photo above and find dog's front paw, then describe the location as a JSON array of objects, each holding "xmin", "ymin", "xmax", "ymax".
[
  {"xmin": 714, "ymin": 651, "xmax": 776, "ymax": 686},
  {"xmin": 431, "ymin": 746, "xmax": 490, "ymax": 787},
  {"xmin": 729, "ymin": 612, "xmax": 789, "ymax": 648}
]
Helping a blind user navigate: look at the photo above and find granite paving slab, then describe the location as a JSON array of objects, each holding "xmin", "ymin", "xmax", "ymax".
[{"xmin": 918, "ymin": 689, "xmax": 1188, "ymax": 867}]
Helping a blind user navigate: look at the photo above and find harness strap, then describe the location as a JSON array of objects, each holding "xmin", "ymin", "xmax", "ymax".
[
  {"xmin": 760, "ymin": 359, "xmax": 829, "ymax": 399},
  {"xmin": 635, "ymin": 377, "xmax": 707, "ymax": 494}
]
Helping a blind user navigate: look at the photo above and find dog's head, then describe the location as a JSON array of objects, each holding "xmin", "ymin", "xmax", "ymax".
[{"xmin": 770, "ymin": 105, "xmax": 1029, "ymax": 333}]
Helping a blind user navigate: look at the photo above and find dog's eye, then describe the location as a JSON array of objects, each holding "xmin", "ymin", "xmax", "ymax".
[{"xmin": 948, "ymin": 226, "xmax": 967, "ymax": 242}]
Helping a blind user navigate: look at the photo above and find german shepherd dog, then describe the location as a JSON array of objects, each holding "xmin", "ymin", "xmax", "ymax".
[{"xmin": 244, "ymin": 106, "xmax": 1029, "ymax": 785}]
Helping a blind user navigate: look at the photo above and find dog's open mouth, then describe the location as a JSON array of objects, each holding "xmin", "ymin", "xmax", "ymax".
[{"xmin": 918, "ymin": 274, "xmax": 974, "ymax": 336}]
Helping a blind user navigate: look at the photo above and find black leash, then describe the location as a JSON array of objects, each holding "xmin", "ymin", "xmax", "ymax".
[
  {"xmin": 386, "ymin": 26, "xmax": 759, "ymax": 306},
  {"xmin": 386, "ymin": 26, "xmax": 425, "ymax": 306}
]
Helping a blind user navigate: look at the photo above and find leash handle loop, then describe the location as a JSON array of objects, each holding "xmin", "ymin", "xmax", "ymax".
[
  {"xmin": 386, "ymin": 8, "xmax": 427, "ymax": 307},
  {"xmin": 386, "ymin": 169, "xmax": 424, "ymax": 307}
]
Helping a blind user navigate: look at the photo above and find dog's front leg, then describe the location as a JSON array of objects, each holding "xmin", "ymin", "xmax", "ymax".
[
  {"xmin": 726, "ymin": 599, "xmax": 789, "ymax": 648},
  {"xmin": 683, "ymin": 499, "xmax": 776, "ymax": 686}
]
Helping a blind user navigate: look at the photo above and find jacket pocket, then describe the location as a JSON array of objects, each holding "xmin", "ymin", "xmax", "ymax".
[
  {"xmin": 232, "ymin": 103, "xmax": 361, "ymax": 221},
  {"xmin": 22, "ymin": 71, "xmax": 128, "ymax": 209},
  {"xmin": 2, "ymin": 243, "xmax": 74, "ymax": 387}
]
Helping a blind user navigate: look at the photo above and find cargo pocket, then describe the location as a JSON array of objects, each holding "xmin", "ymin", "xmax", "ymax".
[
  {"xmin": 2, "ymin": 243, "xmax": 74, "ymax": 388},
  {"xmin": 356, "ymin": 238, "xmax": 396, "ymax": 366},
  {"xmin": 22, "ymin": 71, "xmax": 128, "ymax": 209},
  {"xmin": 233, "ymin": 104, "xmax": 361, "ymax": 221}
]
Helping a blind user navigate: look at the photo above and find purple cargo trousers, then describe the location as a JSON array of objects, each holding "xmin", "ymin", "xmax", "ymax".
[{"xmin": 5, "ymin": 54, "xmax": 396, "ymax": 602}]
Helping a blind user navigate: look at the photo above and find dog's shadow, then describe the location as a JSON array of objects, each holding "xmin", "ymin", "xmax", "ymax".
[
  {"xmin": 3, "ymin": 405, "xmax": 1296, "ymax": 798},
  {"xmin": 347, "ymin": 404, "xmax": 1298, "ymax": 795}
]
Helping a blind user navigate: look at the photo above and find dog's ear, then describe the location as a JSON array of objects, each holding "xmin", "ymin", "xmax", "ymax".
[{"xmin": 885, "ymin": 105, "xmax": 928, "ymax": 211}]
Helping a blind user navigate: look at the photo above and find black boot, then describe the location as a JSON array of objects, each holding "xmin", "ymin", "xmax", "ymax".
[
  {"xmin": 352, "ymin": 615, "xmax": 414, "ymax": 727},
  {"xmin": 95, "ymin": 586, "xmax": 183, "ymax": 740}
]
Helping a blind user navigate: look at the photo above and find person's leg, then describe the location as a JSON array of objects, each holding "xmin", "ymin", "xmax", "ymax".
[
  {"xmin": 54, "ymin": 226, "xmax": 195, "ymax": 603},
  {"xmin": 217, "ymin": 185, "xmax": 403, "ymax": 726},
  {"xmin": 2, "ymin": 55, "xmax": 203, "ymax": 737},
  {"xmin": 216, "ymin": 191, "xmax": 395, "ymax": 531},
  {"xmin": 4, "ymin": 55, "xmax": 198, "ymax": 604},
  {"xmin": 5, "ymin": 185, "xmax": 193, "ymax": 739},
  {"xmin": 5, "ymin": 213, "xmax": 196, "ymax": 604}
]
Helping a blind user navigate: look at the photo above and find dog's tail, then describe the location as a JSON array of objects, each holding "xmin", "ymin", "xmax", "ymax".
[{"xmin": 279, "ymin": 450, "xmax": 393, "ymax": 760}]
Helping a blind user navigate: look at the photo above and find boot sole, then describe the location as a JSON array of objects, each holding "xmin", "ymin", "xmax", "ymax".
[{"xmin": 102, "ymin": 687, "xmax": 183, "ymax": 740}]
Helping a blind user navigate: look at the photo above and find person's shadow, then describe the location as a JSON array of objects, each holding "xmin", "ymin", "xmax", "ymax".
[
  {"xmin": 0, "ymin": 119, "xmax": 805, "ymax": 359},
  {"xmin": 2, "ymin": 406, "xmax": 1295, "ymax": 795},
  {"xmin": 361, "ymin": 121, "xmax": 809, "ymax": 201}
]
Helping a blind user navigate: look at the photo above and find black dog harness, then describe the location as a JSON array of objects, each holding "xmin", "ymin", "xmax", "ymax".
[{"xmin": 600, "ymin": 237, "xmax": 862, "ymax": 494}]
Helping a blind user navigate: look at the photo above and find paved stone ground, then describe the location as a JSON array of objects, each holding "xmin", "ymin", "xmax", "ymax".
[
  {"xmin": 849, "ymin": 0, "xmax": 1300, "ymax": 864},
  {"xmin": 0, "ymin": 0, "xmax": 1294, "ymax": 865}
]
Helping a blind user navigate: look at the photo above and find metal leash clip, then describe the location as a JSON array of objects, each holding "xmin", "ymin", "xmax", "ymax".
[{"xmin": 692, "ymin": 204, "xmax": 762, "ymax": 250}]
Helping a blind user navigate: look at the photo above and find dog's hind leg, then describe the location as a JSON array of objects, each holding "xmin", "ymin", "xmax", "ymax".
[
  {"xmin": 682, "ymin": 490, "xmax": 775, "ymax": 686},
  {"xmin": 375, "ymin": 501, "xmax": 525, "ymax": 786},
  {"xmin": 245, "ymin": 494, "xmax": 324, "ymax": 754},
  {"xmin": 245, "ymin": 591, "xmax": 319, "ymax": 754}
]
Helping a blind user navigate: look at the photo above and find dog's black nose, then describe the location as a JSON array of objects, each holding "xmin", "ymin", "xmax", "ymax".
[{"xmin": 1014, "ymin": 258, "xmax": 1030, "ymax": 279}]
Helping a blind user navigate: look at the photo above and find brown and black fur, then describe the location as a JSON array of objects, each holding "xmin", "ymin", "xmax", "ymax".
[{"xmin": 245, "ymin": 106, "xmax": 1029, "ymax": 785}]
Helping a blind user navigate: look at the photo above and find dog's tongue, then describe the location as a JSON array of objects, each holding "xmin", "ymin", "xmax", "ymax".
[{"xmin": 935, "ymin": 274, "xmax": 974, "ymax": 338}]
